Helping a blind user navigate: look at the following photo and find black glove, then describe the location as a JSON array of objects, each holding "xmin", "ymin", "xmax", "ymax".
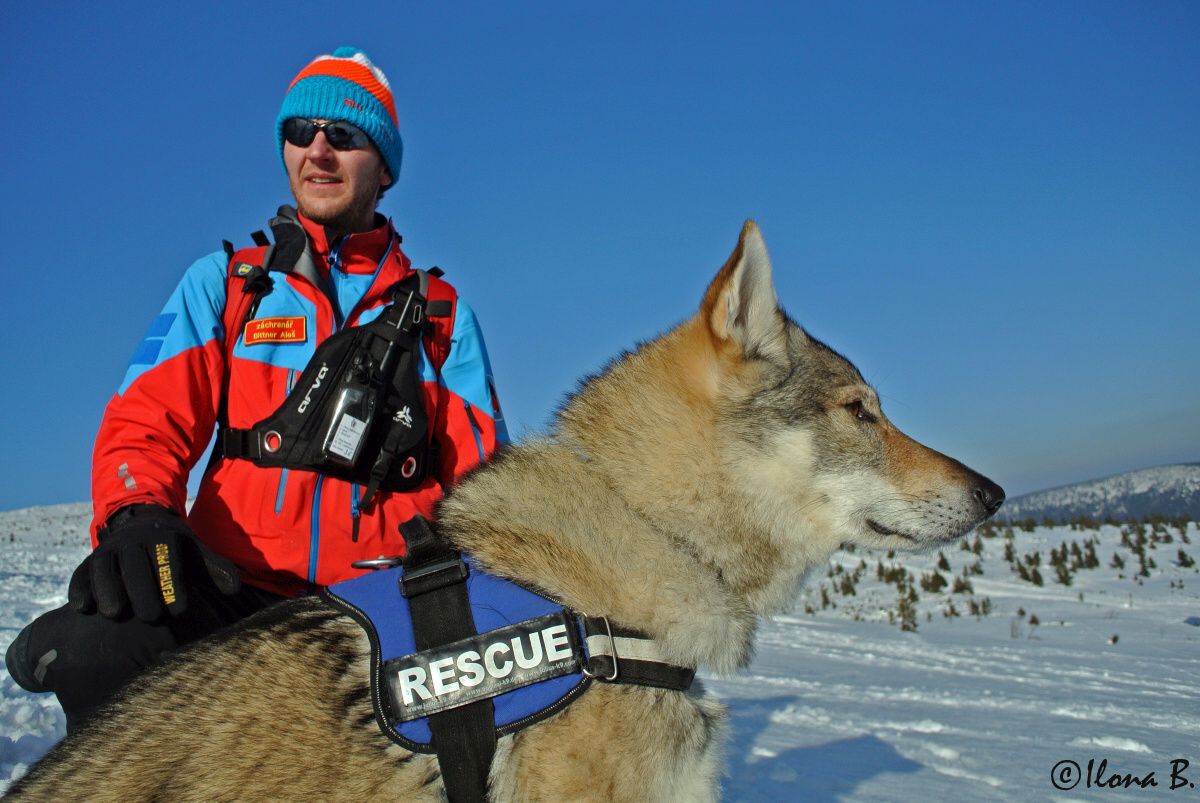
[{"xmin": 68, "ymin": 504, "xmax": 240, "ymax": 622}]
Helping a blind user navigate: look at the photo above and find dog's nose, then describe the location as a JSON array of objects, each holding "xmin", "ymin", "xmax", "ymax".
[{"xmin": 973, "ymin": 478, "xmax": 1005, "ymax": 515}]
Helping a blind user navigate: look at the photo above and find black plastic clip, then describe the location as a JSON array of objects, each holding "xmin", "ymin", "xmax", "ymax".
[{"xmin": 399, "ymin": 557, "xmax": 469, "ymax": 598}]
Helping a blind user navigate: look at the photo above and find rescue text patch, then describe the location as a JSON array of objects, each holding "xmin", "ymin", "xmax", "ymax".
[
  {"xmin": 384, "ymin": 612, "xmax": 581, "ymax": 722},
  {"xmin": 243, "ymin": 316, "xmax": 307, "ymax": 346}
]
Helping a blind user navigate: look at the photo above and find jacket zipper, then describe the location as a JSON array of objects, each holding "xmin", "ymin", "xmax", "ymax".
[
  {"xmin": 306, "ymin": 235, "xmax": 397, "ymax": 582},
  {"xmin": 464, "ymin": 401, "xmax": 487, "ymax": 464},
  {"xmin": 309, "ymin": 475, "xmax": 324, "ymax": 584},
  {"xmin": 274, "ymin": 369, "xmax": 297, "ymax": 515},
  {"xmin": 351, "ymin": 484, "xmax": 362, "ymax": 542}
]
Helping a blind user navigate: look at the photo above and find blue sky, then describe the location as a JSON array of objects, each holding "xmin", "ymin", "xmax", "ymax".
[{"xmin": 1, "ymin": 1, "xmax": 1196, "ymax": 510}]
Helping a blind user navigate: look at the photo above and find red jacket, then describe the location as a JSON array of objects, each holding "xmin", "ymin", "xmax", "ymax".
[{"xmin": 91, "ymin": 214, "xmax": 507, "ymax": 596}]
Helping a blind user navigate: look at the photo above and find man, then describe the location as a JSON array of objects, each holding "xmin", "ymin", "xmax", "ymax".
[{"xmin": 6, "ymin": 47, "xmax": 506, "ymax": 730}]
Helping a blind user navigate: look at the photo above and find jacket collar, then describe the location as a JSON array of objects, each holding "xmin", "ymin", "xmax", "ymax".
[{"xmin": 298, "ymin": 212, "xmax": 396, "ymax": 276}]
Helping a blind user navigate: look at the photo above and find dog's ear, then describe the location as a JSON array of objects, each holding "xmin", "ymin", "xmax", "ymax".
[{"xmin": 701, "ymin": 220, "xmax": 787, "ymax": 361}]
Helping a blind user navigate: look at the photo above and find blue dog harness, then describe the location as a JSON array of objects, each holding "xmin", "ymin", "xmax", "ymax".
[
  {"xmin": 321, "ymin": 517, "xmax": 694, "ymax": 802},
  {"xmin": 325, "ymin": 558, "xmax": 591, "ymax": 748}
]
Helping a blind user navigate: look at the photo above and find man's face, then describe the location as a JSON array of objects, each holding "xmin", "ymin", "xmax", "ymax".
[{"xmin": 283, "ymin": 119, "xmax": 393, "ymax": 234}]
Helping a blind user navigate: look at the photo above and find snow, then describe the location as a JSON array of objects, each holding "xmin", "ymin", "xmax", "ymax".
[
  {"xmin": 0, "ymin": 503, "xmax": 86, "ymax": 789},
  {"xmin": 2, "ymin": 504, "xmax": 1198, "ymax": 799}
]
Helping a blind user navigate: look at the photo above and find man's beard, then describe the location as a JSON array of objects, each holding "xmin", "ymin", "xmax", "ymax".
[{"xmin": 297, "ymin": 188, "xmax": 379, "ymax": 236}]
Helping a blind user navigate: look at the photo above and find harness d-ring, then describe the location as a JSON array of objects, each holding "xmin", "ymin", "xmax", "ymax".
[
  {"xmin": 582, "ymin": 615, "xmax": 620, "ymax": 682},
  {"xmin": 350, "ymin": 555, "xmax": 406, "ymax": 570}
]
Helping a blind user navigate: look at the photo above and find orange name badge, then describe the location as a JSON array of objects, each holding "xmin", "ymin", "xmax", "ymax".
[{"xmin": 243, "ymin": 316, "xmax": 308, "ymax": 346}]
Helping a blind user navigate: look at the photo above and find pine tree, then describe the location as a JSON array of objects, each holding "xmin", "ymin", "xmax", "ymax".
[
  {"xmin": 920, "ymin": 571, "xmax": 948, "ymax": 593},
  {"xmin": 839, "ymin": 573, "xmax": 857, "ymax": 596},
  {"xmin": 898, "ymin": 593, "xmax": 918, "ymax": 632}
]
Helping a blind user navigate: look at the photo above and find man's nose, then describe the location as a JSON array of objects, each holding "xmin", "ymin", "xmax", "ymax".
[{"xmin": 305, "ymin": 131, "xmax": 336, "ymax": 159}]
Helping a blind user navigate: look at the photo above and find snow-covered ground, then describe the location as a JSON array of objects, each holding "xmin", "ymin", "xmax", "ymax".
[{"xmin": 2, "ymin": 504, "xmax": 1198, "ymax": 799}]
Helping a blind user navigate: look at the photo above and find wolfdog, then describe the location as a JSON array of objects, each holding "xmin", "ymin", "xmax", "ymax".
[{"xmin": 7, "ymin": 221, "xmax": 1003, "ymax": 801}]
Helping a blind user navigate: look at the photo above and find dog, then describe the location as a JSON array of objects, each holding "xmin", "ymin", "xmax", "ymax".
[{"xmin": 6, "ymin": 221, "xmax": 1003, "ymax": 801}]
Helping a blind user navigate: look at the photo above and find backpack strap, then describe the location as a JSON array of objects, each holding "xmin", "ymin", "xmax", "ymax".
[
  {"xmin": 221, "ymin": 246, "xmax": 274, "ymax": 365},
  {"xmin": 420, "ymin": 267, "xmax": 456, "ymax": 375},
  {"xmin": 202, "ymin": 245, "xmax": 272, "ymax": 474},
  {"xmin": 211, "ymin": 205, "xmax": 330, "ymax": 444}
]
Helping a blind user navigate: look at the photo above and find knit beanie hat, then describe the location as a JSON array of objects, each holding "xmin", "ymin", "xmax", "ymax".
[{"xmin": 276, "ymin": 47, "xmax": 403, "ymax": 182}]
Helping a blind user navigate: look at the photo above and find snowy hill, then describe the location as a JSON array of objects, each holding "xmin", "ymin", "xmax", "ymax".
[
  {"xmin": 2, "ymin": 504, "xmax": 1199, "ymax": 799},
  {"xmin": 1001, "ymin": 463, "xmax": 1200, "ymax": 522}
]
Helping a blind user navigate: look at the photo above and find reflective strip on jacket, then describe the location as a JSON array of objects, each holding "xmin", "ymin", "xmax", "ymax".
[{"xmin": 90, "ymin": 216, "xmax": 508, "ymax": 597}]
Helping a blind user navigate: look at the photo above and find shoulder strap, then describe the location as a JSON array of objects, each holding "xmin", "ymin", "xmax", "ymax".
[
  {"xmin": 419, "ymin": 269, "xmax": 456, "ymax": 374},
  {"xmin": 221, "ymin": 245, "xmax": 273, "ymax": 362},
  {"xmin": 202, "ymin": 244, "xmax": 270, "ymax": 473}
]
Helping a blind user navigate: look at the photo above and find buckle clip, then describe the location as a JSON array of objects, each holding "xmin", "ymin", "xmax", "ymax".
[
  {"xmin": 390, "ymin": 289, "xmax": 425, "ymax": 335},
  {"xmin": 350, "ymin": 555, "xmax": 405, "ymax": 571},
  {"xmin": 399, "ymin": 557, "xmax": 469, "ymax": 598},
  {"xmin": 582, "ymin": 615, "xmax": 620, "ymax": 682}
]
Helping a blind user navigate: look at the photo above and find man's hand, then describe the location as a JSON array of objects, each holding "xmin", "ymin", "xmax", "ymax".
[{"xmin": 68, "ymin": 505, "xmax": 240, "ymax": 622}]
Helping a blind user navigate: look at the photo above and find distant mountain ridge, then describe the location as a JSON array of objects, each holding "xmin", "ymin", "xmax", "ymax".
[{"xmin": 1001, "ymin": 463, "xmax": 1200, "ymax": 522}]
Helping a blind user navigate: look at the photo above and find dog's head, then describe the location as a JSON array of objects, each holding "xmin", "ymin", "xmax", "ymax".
[{"xmin": 699, "ymin": 221, "xmax": 1004, "ymax": 554}]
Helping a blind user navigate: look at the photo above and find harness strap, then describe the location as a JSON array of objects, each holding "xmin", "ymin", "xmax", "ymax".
[
  {"xmin": 359, "ymin": 282, "xmax": 427, "ymax": 511},
  {"xmin": 420, "ymin": 271, "xmax": 455, "ymax": 375},
  {"xmin": 579, "ymin": 616, "xmax": 695, "ymax": 690},
  {"xmin": 202, "ymin": 245, "xmax": 272, "ymax": 476},
  {"xmin": 399, "ymin": 516, "xmax": 495, "ymax": 803}
]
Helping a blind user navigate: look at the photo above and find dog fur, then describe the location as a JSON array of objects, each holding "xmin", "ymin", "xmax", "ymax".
[{"xmin": 6, "ymin": 221, "xmax": 1002, "ymax": 801}]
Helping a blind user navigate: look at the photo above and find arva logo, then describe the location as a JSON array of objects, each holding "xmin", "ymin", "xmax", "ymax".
[{"xmin": 297, "ymin": 364, "xmax": 329, "ymax": 414}]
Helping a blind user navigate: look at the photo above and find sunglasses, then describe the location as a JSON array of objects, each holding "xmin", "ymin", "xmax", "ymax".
[{"xmin": 282, "ymin": 118, "xmax": 373, "ymax": 151}]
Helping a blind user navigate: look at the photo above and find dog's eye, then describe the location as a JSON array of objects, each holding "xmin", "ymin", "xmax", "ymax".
[{"xmin": 844, "ymin": 400, "xmax": 877, "ymax": 424}]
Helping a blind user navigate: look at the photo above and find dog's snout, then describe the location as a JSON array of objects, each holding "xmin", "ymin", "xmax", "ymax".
[{"xmin": 972, "ymin": 478, "xmax": 1005, "ymax": 515}]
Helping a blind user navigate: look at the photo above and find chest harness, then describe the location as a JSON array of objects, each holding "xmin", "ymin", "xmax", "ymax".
[
  {"xmin": 213, "ymin": 206, "xmax": 455, "ymax": 523},
  {"xmin": 323, "ymin": 516, "xmax": 696, "ymax": 803}
]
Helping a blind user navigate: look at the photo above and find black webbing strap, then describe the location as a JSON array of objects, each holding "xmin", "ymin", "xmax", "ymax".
[
  {"xmin": 240, "ymin": 265, "xmax": 274, "ymax": 323},
  {"xmin": 580, "ymin": 616, "xmax": 696, "ymax": 691},
  {"xmin": 219, "ymin": 428, "xmax": 261, "ymax": 461},
  {"xmin": 399, "ymin": 517, "xmax": 495, "ymax": 802},
  {"xmin": 206, "ymin": 245, "xmax": 275, "ymax": 474},
  {"xmin": 359, "ymin": 284, "xmax": 425, "ymax": 511}
]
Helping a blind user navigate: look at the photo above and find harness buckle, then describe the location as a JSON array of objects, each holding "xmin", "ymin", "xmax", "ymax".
[
  {"xmin": 399, "ymin": 557, "xmax": 469, "ymax": 598},
  {"xmin": 582, "ymin": 616, "xmax": 620, "ymax": 682},
  {"xmin": 350, "ymin": 555, "xmax": 406, "ymax": 571}
]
